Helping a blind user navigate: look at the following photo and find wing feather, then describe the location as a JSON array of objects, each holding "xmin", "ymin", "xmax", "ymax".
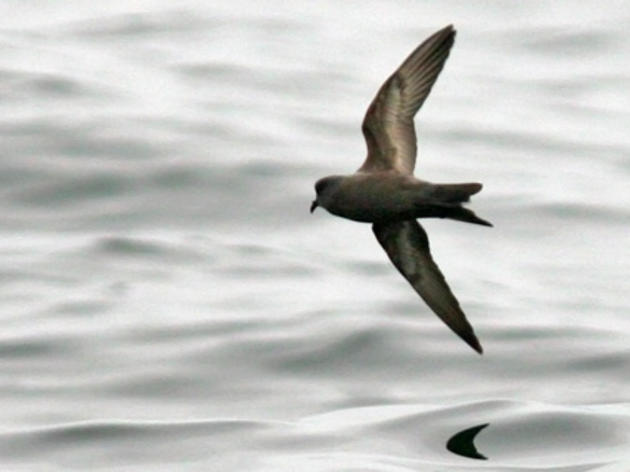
[
  {"xmin": 360, "ymin": 25, "xmax": 456, "ymax": 175},
  {"xmin": 372, "ymin": 219, "xmax": 483, "ymax": 354}
]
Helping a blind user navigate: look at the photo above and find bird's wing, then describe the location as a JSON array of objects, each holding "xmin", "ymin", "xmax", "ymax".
[
  {"xmin": 372, "ymin": 219, "xmax": 483, "ymax": 354},
  {"xmin": 359, "ymin": 25, "xmax": 455, "ymax": 175}
]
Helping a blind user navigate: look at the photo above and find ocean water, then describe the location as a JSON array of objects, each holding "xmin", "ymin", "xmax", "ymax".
[{"xmin": 1, "ymin": 1, "xmax": 629, "ymax": 470}]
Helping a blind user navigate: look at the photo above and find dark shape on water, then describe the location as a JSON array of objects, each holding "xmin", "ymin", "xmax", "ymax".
[{"xmin": 446, "ymin": 423, "xmax": 489, "ymax": 460}]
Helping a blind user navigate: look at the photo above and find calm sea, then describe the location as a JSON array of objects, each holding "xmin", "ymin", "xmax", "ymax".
[{"xmin": 0, "ymin": 1, "xmax": 629, "ymax": 470}]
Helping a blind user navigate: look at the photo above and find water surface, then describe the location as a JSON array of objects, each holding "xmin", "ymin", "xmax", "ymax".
[{"xmin": 0, "ymin": 1, "xmax": 629, "ymax": 470}]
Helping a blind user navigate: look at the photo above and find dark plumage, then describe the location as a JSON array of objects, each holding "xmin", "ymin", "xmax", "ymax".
[{"xmin": 311, "ymin": 25, "xmax": 490, "ymax": 354}]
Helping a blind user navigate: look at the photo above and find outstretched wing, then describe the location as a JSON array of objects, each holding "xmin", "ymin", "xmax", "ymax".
[
  {"xmin": 372, "ymin": 219, "xmax": 483, "ymax": 354},
  {"xmin": 359, "ymin": 25, "xmax": 455, "ymax": 175}
]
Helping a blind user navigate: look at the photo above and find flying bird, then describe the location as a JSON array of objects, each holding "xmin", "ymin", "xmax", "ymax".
[{"xmin": 311, "ymin": 25, "xmax": 491, "ymax": 354}]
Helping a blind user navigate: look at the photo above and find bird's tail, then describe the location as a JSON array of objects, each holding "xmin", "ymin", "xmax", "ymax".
[
  {"xmin": 417, "ymin": 183, "xmax": 492, "ymax": 227},
  {"xmin": 429, "ymin": 182, "xmax": 483, "ymax": 203},
  {"xmin": 437, "ymin": 204, "xmax": 493, "ymax": 227}
]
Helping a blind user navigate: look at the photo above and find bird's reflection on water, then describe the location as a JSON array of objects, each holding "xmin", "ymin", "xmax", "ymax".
[{"xmin": 446, "ymin": 423, "xmax": 489, "ymax": 460}]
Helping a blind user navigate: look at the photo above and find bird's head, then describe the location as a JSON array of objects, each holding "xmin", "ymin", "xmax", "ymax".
[{"xmin": 311, "ymin": 175, "xmax": 343, "ymax": 213}]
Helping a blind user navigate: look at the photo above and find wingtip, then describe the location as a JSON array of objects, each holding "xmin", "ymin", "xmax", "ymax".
[
  {"xmin": 463, "ymin": 331, "xmax": 484, "ymax": 355},
  {"xmin": 451, "ymin": 317, "xmax": 483, "ymax": 354},
  {"xmin": 429, "ymin": 24, "xmax": 456, "ymax": 42},
  {"xmin": 442, "ymin": 24, "xmax": 456, "ymax": 35},
  {"xmin": 469, "ymin": 337, "xmax": 484, "ymax": 355}
]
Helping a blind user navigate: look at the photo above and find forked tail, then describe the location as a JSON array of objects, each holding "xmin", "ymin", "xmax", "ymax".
[
  {"xmin": 422, "ymin": 183, "xmax": 492, "ymax": 227},
  {"xmin": 430, "ymin": 182, "xmax": 483, "ymax": 203},
  {"xmin": 438, "ymin": 204, "xmax": 492, "ymax": 227}
]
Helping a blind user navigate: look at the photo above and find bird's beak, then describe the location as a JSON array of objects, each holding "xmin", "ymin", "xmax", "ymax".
[{"xmin": 310, "ymin": 200, "xmax": 318, "ymax": 213}]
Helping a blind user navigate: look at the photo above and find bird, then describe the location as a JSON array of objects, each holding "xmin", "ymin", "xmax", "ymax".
[{"xmin": 310, "ymin": 25, "xmax": 491, "ymax": 354}]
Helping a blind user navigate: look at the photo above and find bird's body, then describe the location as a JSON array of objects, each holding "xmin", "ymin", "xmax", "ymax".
[
  {"xmin": 316, "ymin": 172, "xmax": 429, "ymax": 222},
  {"xmin": 311, "ymin": 25, "xmax": 491, "ymax": 354},
  {"xmin": 316, "ymin": 171, "xmax": 489, "ymax": 225}
]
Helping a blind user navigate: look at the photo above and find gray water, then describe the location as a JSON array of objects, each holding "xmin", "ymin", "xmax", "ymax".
[{"xmin": 1, "ymin": 1, "xmax": 629, "ymax": 470}]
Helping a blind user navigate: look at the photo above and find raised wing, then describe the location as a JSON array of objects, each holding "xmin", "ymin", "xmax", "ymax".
[
  {"xmin": 372, "ymin": 219, "xmax": 483, "ymax": 354},
  {"xmin": 359, "ymin": 25, "xmax": 455, "ymax": 175}
]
